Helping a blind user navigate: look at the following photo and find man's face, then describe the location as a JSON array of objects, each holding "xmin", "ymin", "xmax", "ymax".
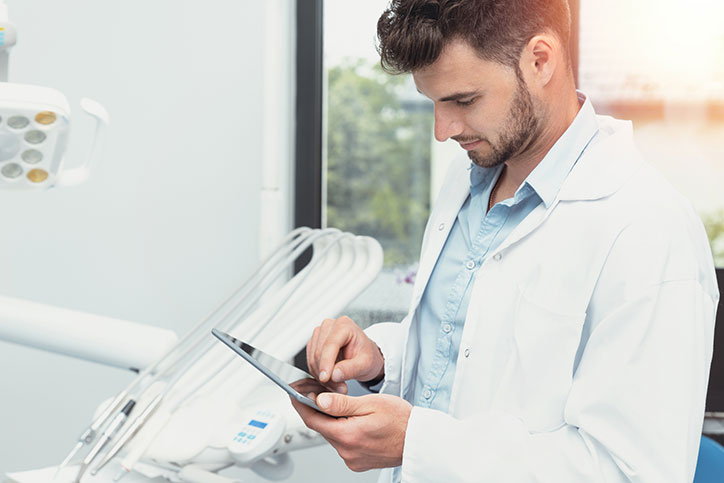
[{"xmin": 413, "ymin": 40, "xmax": 541, "ymax": 168}]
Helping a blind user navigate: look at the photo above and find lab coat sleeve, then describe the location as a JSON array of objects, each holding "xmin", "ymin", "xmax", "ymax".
[
  {"xmin": 400, "ymin": 211, "xmax": 718, "ymax": 482},
  {"xmin": 364, "ymin": 320, "xmax": 408, "ymax": 396}
]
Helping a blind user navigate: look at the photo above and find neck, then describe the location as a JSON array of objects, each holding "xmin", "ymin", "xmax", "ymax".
[{"xmin": 501, "ymin": 88, "xmax": 581, "ymax": 190}]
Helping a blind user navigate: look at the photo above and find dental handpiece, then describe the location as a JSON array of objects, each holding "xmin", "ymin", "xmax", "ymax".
[
  {"xmin": 73, "ymin": 400, "xmax": 136, "ymax": 482},
  {"xmin": 91, "ymin": 393, "xmax": 164, "ymax": 476},
  {"xmin": 54, "ymin": 389, "xmax": 130, "ymax": 478}
]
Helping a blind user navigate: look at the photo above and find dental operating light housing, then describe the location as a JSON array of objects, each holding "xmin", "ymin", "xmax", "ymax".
[
  {"xmin": 0, "ymin": 83, "xmax": 70, "ymax": 188},
  {"xmin": 0, "ymin": 1, "xmax": 109, "ymax": 189}
]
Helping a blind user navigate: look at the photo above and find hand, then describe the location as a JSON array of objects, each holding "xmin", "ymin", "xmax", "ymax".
[
  {"xmin": 306, "ymin": 316, "xmax": 385, "ymax": 393},
  {"xmin": 290, "ymin": 392, "xmax": 412, "ymax": 471}
]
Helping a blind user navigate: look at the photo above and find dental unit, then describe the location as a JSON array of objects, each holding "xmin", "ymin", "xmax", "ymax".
[{"xmin": 7, "ymin": 227, "xmax": 383, "ymax": 483}]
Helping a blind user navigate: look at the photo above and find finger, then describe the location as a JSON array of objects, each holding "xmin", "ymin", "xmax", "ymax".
[
  {"xmin": 318, "ymin": 327, "xmax": 355, "ymax": 382},
  {"xmin": 326, "ymin": 381, "xmax": 348, "ymax": 394},
  {"xmin": 306, "ymin": 326, "xmax": 321, "ymax": 377},
  {"xmin": 315, "ymin": 393, "xmax": 373, "ymax": 418},
  {"xmin": 331, "ymin": 357, "xmax": 373, "ymax": 383},
  {"xmin": 314, "ymin": 319, "xmax": 338, "ymax": 381}
]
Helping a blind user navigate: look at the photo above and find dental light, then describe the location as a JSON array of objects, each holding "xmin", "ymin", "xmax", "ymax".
[{"xmin": 0, "ymin": 0, "xmax": 109, "ymax": 189}]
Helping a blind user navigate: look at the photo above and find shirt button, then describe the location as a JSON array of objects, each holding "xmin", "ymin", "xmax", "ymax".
[
  {"xmin": 442, "ymin": 323, "xmax": 452, "ymax": 334},
  {"xmin": 493, "ymin": 253, "xmax": 502, "ymax": 261},
  {"xmin": 438, "ymin": 223, "xmax": 445, "ymax": 231},
  {"xmin": 423, "ymin": 389, "xmax": 432, "ymax": 399},
  {"xmin": 465, "ymin": 260, "xmax": 476, "ymax": 270},
  {"xmin": 464, "ymin": 348, "xmax": 471, "ymax": 358}
]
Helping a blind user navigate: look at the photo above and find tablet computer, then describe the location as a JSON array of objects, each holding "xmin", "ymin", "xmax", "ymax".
[{"xmin": 212, "ymin": 328, "xmax": 334, "ymax": 416}]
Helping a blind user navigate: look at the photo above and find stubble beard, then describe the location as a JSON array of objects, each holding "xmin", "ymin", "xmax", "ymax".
[{"xmin": 467, "ymin": 80, "xmax": 540, "ymax": 169}]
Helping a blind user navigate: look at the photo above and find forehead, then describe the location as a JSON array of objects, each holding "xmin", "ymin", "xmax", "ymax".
[{"xmin": 412, "ymin": 40, "xmax": 515, "ymax": 100}]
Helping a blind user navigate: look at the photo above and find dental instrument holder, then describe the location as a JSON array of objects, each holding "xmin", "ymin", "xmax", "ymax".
[
  {"xmin": 0, "ymin": 0, "xmax": 110, "ymax": 190},
  {"xmin": 49, "ymin": 229, "xmax": 382, "ymax": 482},
  {"xmin": 114, "ymin": 230, "xmax": 348, "ymax": 475},
  {"xmin": 121, "ymin": 231, "xmax": 377, "ymax": 478},
  {"xmin": 69, "ymin": 229, "xmax": 324, "ymax": 476}
]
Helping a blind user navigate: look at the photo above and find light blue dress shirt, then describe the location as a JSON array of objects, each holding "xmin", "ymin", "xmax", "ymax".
[{"xmin": 410, "ymin": 94, "xmax": 599, "ymax": 412}]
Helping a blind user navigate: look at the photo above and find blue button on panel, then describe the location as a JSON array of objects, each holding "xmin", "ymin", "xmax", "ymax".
[{"xmin": 248, "ymin": 435, "xmax": 256, "ymax": 440}]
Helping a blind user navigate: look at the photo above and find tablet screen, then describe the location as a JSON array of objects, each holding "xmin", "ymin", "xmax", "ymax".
[{"xmin": 212, "ymin": 328, "xmax": 333, "ymax": 415}]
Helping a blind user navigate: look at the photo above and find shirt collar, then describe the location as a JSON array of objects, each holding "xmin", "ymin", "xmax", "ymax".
[
  {"xmin": 469, "ymin": 161, "xmax": 496, "ymax": 191},
  {"xmin": 468, "ymin": 92, "xmax": 599, "ymax": 208}
]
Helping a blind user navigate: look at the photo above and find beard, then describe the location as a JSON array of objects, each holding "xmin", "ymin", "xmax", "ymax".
[{"xmin": 466, "ymin": 79, "xmax": 540, "ymax": 168}]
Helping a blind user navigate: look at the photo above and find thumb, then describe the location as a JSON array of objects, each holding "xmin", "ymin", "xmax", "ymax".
[{"xmin": 316, "ymin": 392, "xmax": 366, "ymax": 417}]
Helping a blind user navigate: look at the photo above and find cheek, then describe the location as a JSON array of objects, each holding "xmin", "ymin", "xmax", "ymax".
[
  {"xmin": 485, "ymin": 104, "xmax": 511, "ymax": 127},
  {"xmin": 464, "ymin": 101, "xmax": 504, "ymax": 135}
]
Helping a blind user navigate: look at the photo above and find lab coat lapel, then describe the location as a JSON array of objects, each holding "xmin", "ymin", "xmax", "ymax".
[
  {"xmin": 400, "ymin": 157, "xmax": 470, "ymax": 400},
  {"xmin": 409, "ymin": 161, "xmax": 470, "ymax": 312},
  {"xmin": 488, "ymin": 118, "xmax": 642, "ymax": 256},
  {"xmin": 557, "ymin": 120, "xmax": 643, "ymax": 202},
  {"xmin": 492, "ymin": 202, "xmax": 552, "ymax": 256}
]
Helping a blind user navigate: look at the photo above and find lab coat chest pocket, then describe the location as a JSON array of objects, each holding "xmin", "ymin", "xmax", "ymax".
[{"xmin": 502, "ymin": 290, "xmax": 586, "ymax": 432}]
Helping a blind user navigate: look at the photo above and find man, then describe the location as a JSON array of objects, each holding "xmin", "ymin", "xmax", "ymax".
[{"xmin": 291, "ymin": 1, "xmax": 719, "ymax": 481}]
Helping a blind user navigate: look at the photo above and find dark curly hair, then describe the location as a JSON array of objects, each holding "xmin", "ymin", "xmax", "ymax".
[{"xmin": 376, "ymin": 0, "xmax": 571, "ymax": 74}]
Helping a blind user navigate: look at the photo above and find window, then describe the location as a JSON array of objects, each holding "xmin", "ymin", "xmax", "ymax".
[{"xmin": 322, "ymin": 0, "xmax": 439, "ymax": 326}]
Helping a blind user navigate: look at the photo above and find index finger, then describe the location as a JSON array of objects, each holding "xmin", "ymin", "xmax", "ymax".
[{"xmin": 318, "ymin": 326, "xmax": 354, "ymax": 382}]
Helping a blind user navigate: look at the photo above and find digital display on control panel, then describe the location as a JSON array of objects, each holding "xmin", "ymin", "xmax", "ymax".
[{"xmin": 248, "ymin": 420, "xmax": 267, "ymax": 429}]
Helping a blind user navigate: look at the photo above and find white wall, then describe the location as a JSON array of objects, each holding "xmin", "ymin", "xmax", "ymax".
[{"xmin": 0, "ymin": 0, "xmax": 294, "ymax": 475}]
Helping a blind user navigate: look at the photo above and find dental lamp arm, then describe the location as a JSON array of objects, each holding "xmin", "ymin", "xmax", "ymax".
[{"xmin": 0, "ymin": 294, "xmax": 177, "ymax": 371}]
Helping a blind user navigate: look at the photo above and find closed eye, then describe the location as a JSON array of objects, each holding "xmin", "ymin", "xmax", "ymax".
[{"xmin": 455, "ymin": 97, "xmax": 477, "ymax": 107}]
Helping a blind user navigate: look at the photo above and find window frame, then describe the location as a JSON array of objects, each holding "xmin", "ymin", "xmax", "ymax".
[{"xmin": 294, "ymin": 0, "xmax": 324, "ymax": 232}]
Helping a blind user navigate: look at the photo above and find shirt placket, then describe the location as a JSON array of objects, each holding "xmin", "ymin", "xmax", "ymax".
[{"xmin": 418, "ymin": 186, "xmax": 511, "ymax": 408}]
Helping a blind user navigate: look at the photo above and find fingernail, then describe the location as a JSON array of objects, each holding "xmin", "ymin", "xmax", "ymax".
[
  {"xmin": 317, "ymin": 393, "xmax": 331, "ymax": 409},
  {"xmin": 332, "ymin": 368, "xmax": 343, "ymax": 382},
  {"xmin": 319, "ymin": 370, "xmax": 328, "ymax": 381}
]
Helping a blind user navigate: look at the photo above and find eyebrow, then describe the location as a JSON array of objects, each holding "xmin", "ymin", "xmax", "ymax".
[
  {"xmin": 416, "ymin": 89, "xmax": 480, "ymax": 103},
  {"xmin": 438, "ymin": 91, "xmax": 480, "ymax": 102}
]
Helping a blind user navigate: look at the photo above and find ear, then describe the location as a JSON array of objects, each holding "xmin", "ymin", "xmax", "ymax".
[{"xmin": 519, "ymin": 33, "xmax": 557, "ymax": 88}]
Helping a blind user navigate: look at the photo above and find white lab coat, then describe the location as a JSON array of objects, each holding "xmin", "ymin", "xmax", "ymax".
[{"xmin": 366, "ymin": 116, "xmax": 719, "ymax": 482}]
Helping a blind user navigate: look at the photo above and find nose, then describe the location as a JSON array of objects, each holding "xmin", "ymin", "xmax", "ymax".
[{"xmin": 433, "ymin": 105, "xmax": 463, "ymax": 142}]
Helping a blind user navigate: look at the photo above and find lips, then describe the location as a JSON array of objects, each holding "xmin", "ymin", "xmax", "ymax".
[{"xmin": 459, "ymin": 140, "xmax": 483, "ymax": 151}]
